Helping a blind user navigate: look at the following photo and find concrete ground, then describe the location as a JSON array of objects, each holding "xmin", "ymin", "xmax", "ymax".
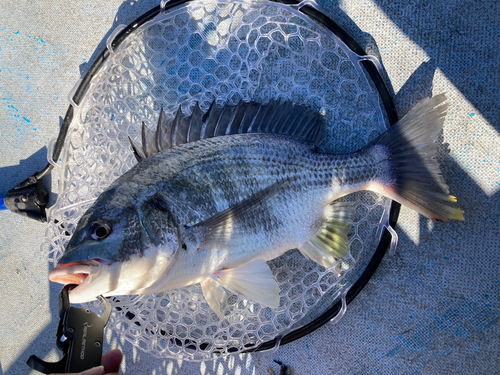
[{"xmin": 1, "ymin": 0, "xmax": 499, "ymax": 374}]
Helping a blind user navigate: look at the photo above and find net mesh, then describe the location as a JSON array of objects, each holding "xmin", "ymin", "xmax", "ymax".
[{"xmin": 41, "ymin": 0, "xmax": 389, "ymax": 361}]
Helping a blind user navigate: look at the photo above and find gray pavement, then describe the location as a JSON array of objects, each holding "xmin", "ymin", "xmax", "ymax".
[{"xmin": 1, "ymin": 0, "xmax": 499, "ymax": 374}]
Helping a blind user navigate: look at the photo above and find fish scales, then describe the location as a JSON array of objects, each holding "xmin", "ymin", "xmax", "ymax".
[{"xmin": 119, "ymin": 134, "xmax": 373, "ymax": 228}]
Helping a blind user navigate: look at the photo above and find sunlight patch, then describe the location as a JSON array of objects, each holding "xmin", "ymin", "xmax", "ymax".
[{"xmin": 339, "ymin": 0, "xmax": 430, "ymax": 93}]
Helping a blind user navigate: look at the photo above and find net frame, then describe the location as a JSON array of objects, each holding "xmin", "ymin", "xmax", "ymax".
[{"xmin": 39, "ymin": 0, "xmax": 400, "ymax": 361}]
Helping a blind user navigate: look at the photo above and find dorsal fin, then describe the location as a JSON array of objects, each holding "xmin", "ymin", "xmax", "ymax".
[{"xmin": 129, "ymin": 101, "xmax": 324, "ymax": 162}]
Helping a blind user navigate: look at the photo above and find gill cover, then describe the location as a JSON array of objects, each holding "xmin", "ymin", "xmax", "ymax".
[{"xmin": 139, "ymin": 193, "xmax": 181, "ymax": 257}]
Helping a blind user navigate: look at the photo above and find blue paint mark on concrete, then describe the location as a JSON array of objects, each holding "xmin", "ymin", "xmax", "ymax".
[
  {"xmin": 1, "ymin": 28, "xmax": 66, "ymax": 56},
  {"xmin": 1, "ymin": 92, "xmax": 38, "ymax": 146}
]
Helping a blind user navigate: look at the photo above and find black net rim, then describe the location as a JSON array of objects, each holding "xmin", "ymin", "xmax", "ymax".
[{"xmin": 39, "ymin": 0, "xmax": 400, "ymax": 353}]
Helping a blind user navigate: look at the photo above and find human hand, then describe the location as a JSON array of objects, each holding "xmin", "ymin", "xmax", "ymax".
[{"xmin": 51, "ymin": 348, "xmax": 123, "ymax": 375}]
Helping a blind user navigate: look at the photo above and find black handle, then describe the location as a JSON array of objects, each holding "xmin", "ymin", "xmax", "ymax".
[{"xmin": 27, "ymin": 285, "xmax": 112, "ymax": 374}]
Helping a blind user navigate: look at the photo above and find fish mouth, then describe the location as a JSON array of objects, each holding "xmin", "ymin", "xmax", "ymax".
[
  {"xmin": 49, "ymin": 259, "xmax": 104, "ymax": 301},
  {"xmin": 49, "ymin": 263, "xmax": 91, "ymax": 285}
]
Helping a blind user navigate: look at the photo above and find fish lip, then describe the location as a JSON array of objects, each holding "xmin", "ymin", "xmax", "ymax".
[{"xmin": 49, "ymin": 258, "xmax": 107, "ymax": 290}]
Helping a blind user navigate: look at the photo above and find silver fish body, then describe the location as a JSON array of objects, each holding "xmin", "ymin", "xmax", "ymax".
[
  {"xmin": 50, "ymin": 96, "xmax": 463, "ymax": 317},
  {"xmin": 113, "ymin": 135, "xmax": 377, "ymax": 280}
]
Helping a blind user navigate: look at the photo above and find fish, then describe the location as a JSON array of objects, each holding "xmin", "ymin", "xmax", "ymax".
[{"xmin": 49, "ymin": 94, "xmax": 463, "ymax": 318}]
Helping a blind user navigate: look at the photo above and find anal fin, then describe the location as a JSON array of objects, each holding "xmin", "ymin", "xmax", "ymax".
[
  {"xmin": 201, "ymin": 278, "xmax": 227, "ymax": 319},
  {"xmin": 299, "ymin": 202, "xmax": 354, "ymax": 268},
  {"xmin": 201, "ymin": 259, "xmax": 280, "ymax": 318}
]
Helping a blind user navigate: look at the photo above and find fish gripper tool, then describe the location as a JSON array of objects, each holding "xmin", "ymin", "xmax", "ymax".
[{"xmin": 27, "ymin": 284, "xmax": 112, "ymax": 374}]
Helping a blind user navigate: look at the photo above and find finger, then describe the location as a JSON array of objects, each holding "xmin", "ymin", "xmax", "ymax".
[
  {"xmin": 52, "ymin": 365, "xmax": 104, "ymax": 375},
  {"xmin": 81, "ymin": 366, "xmax": 105, "ymax": 375},
  {"xmin": 101, "ymin": 349, "xmax": 123, "ymax": 373}
]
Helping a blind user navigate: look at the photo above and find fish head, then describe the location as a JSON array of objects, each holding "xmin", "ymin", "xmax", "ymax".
[{"xmin": 49, "ymin": 187, "xmax": 180, "ymax": 303}]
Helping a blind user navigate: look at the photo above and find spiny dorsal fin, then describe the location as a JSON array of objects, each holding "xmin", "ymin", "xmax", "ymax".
[
  {"xmin": 298, "ymin": 202, "xmax": 354, "ymax": 268},
  {"xmin": 129, "ymin": 101, "xmax": 324, "ymax": 162},
  {"xmin": 142, "ymin": 121, "xmax": 158, "ymax": 157}
]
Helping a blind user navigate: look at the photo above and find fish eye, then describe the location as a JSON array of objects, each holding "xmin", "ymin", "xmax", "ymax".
[{"xmin": 90, "ymin": 221, "xmax": 112, "ymax": 240}]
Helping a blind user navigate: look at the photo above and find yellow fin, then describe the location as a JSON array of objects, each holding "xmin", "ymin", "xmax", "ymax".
[
  {"xmin": 299, "ymin": 202, "xmax": 354, "ymax": 268},
  {"xmin": 451, "ymin": 209, "xmax": 465, "ymax": 221}
]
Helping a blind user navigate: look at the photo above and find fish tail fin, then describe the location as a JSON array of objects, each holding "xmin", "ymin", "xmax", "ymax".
[{"xmin": 369, "ymin": 94, "xmax": 464, "ymax": 222}]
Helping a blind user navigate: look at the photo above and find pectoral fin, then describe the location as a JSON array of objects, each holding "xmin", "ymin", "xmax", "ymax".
[
  {"xmin": 202, "ymin": 259, "xmax": 280, "ymax": 318},
  {"xmin": 187, "ymin": 178, "xmax": 295, "ymax": 246},
  {"xmin": 299, "ymin": 202, "xmax": 354, "ymax": 268}
]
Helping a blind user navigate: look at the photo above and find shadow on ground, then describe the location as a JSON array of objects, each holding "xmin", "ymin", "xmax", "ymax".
[{"xmin": 371, "ymin": 0, "xmax": 498, "ymax": 131}]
